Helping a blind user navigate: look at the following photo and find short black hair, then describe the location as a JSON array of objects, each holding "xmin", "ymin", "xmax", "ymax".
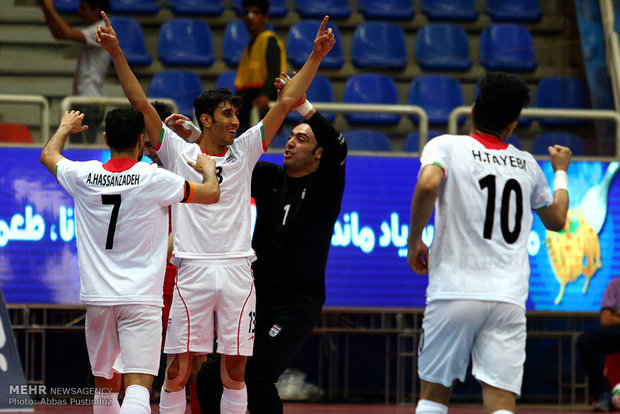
[
  {"xmin": 104, "ymin": 108, "xmax": 145, "ymax": 152},
  {"xmin": 82, "ymin": 0, "xmax": 109, "ymax": 12},
  {"xmin": 473, "ymin": 72, "xmax": 530, "ymax": 133},
  {"xmin": 152, "ymin": 100, "xmax": 173, "ymax": 122},
  {"xmin": 193, "ymin": 88, "xmax": 242, "ymax": 131},
  {"xmin": 242, "ymin": 0, "xmax": 269, "ymax": 14}
]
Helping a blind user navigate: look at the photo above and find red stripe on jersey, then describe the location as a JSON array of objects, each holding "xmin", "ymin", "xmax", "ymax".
[
  {"xmin": 102, "ymin": 158, "xmax": 138, "ymax": 172},
  {"xmin": 153, "ymin": 128, "xmax": 164, "ymax": 151},
  {"xmin": 469, "ymin": 133, "xmax": 508, "ymax": 150},
  {"xmin": 201, "ymin": 146, "xmax": 228, "ymax": 157},
  {"xmin": 237, "ymin": 263, "xmax": 255, "ymax": 355}
]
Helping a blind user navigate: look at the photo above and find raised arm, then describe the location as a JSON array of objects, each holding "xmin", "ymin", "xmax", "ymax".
[
  {"xmin": 95, "ymin": 12, "xmax": 162, "ymax": 147},
  {"xmin": 40, "ymin": 110, "xmax": 88, "ymax": 175},
  {"xmin": 39, "ymin": 0, "xmax": 86, "ymax": 42},
  {"xmin": 535, "ymin": 145, "xmax": 571, "ymax": 231},
  {"xmin": 186, "ymin": 154, "xmax": 220, "ymax": 204}
]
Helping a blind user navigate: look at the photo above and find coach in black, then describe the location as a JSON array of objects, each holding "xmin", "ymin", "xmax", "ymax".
[{"xmin": 197, "ymin": 96, "xmax": 347, "ymax": 413}]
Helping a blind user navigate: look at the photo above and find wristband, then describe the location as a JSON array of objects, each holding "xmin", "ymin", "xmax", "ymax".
[
  {"xmin": 295, "ymin": 100, "xmax": 314, "ymax": 117},
  {"xmin": 554, "ymin": 170, "xmax": 568, "ymax": 191},
  {"xmin": 182, "ymin": 120, "xmax": 202, "ymax": 142}
]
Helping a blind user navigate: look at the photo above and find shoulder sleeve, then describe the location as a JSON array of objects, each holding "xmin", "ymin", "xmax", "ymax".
[
  {"xmin": 419, "ymin": 135, "xmax": 451, "ymax": 177},
  {"xmin": 530, "ymin": 158, "xmax": 553, "ymax": 210},
  {"xmin": 251, "ymin": 161, "xmax": 278, "ymax": 199},
  {"xmin": 150, "ymin": 166, "xmax": 187, "ymax": 206},
  {"xmin": 81, "ymin": 22, "xmax": 100, "ymax": 47},
  {"xmin": 55, "ymin": 158, "xmax": 79, "ymax": 196},
  {"xmin": 155, "ymin": 124, "xmax": 193, "ymax": 169},
  {"xmin": 236, "ymin": 121, "xmax": 266, "ymax": 166},
  {"xmin": 307, "ymin": 111, "xmax": 347, "ymax": 168}
]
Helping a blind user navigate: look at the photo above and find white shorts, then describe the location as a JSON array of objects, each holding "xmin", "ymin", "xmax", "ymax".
[
  {"xmin": 85, "ymin": 304, "xmax": 162, "ymax": 379},
  {"xmin": 164, "ymin": 258, "xmax": 256, "ymax": 356},
  {"xmin": 418, "ymin": 299, "xmax": 526, "ymax": 396}
]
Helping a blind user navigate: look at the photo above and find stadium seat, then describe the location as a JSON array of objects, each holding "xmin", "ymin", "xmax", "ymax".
[
  {"xmin": 287, "ymin": 21, "xmax": 344, "ymax": 69},
  {"xmin": 479, "ymin": 24, "xmax": 537, "ymax": 72},
  {"xmin": 158, "ymin": 19, "xmax": 215, "ymax": 67},
  {"xmin": 294, "ymin": 0, "xmax": 352, "ymax": 19},
  {"xmin": 232, "ymin": 0, "xmax": 288, "ymax": 17},
  {"xmin": 485, "ymin": 0, "xmax": 542, "ymax": 22},
  {"xmin": 421, "ymin": 0, "xmax": 479, "ymax": 21},
  {"xmin": 0, "ymin": 123, "xmax": 34, "ymax": 143},
  {"xmin": 343, "ymin": 74, "xmax": 400, "ymax": 125},
  {"xmin": 109, "ymin": 0, "xmax": 160, "ymax": 15},
  {"xmin": 352, "ymin": 22, "xmax": 407, "ymax": 70},
  {"xmin": 408, "ymin": 75, "xmax": 464, "ymax": 125},
  {"xmin": 215, "ymin": 71, "xmax": 237, "ymax": 92},
  {"xmin": 286, "ymin": 75, "xmax": 336, "ymax": 123},
  {"xmin": 169, "ymin": 0, "xmax": 224, "ymax": 16},
  {"xmin": 358, "ymin": 0, "xmax": 415, "ymax": 20},
  {"xmin": 222, "ymin": 20, "xmax": 250, "ymax": 67},
  {"xmin": 535, "ymin": 77, "xmax": 589, "ymax": 126},
  {"xmin": 506, "ymin": 135, "xmax": 523, "ymax": 149},
  {"xmin": 148, "ymin": 71, "xmax": 203, "ymax": 119},
  {"xmin": 270, "ymin": 128, "xmax": 291, "ymax": 148},
  {"xmin": 109, "ymin": 17, "xmax": 152, "ymax": 66},
  {"xmin": 344, "ymin": 130, "xmax": 391, "ymax": 152},
  {"xmin": 531, "ymin": 132, "xmax": 586, "ymax": 156},
  {"xmin": 415, "ymin": 24, "xmax": 472, "ymax": 71},
  {"xmin": 403, "ymin": 130, "xmax": 443, "ymax": 152},
  {"xmin": 54, "ymin": 0, "xmax": 79, "ymax": 13}
]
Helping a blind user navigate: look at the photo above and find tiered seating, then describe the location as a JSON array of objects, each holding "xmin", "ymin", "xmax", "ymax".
[
  {"xmin": 294, "ymin": 0, "xmax": 352, "ymax": 19},
  {"xmin": 421, "ymin": 0, "xmax": 479, "ymax": 21},
  {"xmin": 352, "ymin": 22, "xmax": 407, "ymax": 70},
  {"xmin": 109, "ymin": 0, "xmax": 160, "ymax": 15},
  {"xmin": 109, "ymin": 17, "xmax": 152, "ymax": 66},
  {"xmin": 148, "ymin": 71, "xmax": 203, "ymax": 118},
  {"xmin": 408, "ymin": 75, "xmax": 464, "ymax": 125},
  {"xmin": 358, "ymin": 0, "xmax": 415, "ymax": 21},
  {"xmin": 215, "ymin": 71, "xmax": 237, "ymax": 92},
  {"xmin": 54, "ymin": 0, "xmax": 79, "ymax": 13},
  {"xmin": 286, "ymin": 75, "xmax": 335, "ymax": 123},
  {"xmin": 0, "ymin": 123, "xmax": 34, "ymax": 143},
  {"xmin": 343, "ymin": 74, "xmax": 400, "ymax": 125},
  {"xmin": 169, "ymin": 0, "xmax": 225, "ymax": 17},
  {"xmin": 158, "ymin": 19, "xmax": 215, "ymax": 67},
  {"xmin": 343, "ymin": 130, "xmax": 392, "ymax": 152},
  {"xmin": 415, "ymin": 24, "xmax": 472, "ymax": 71},
  {"xmin": 534, "ymin": 77, "xmax": 589, "ymax": 126},
  {"xmin": 403, "ymin": 130, "xmax": 443, "ymax": 152},
  {"xmin": 232, "ymin": 0, "xmax": 288, "ymax": 18},
  {"xmin": 531, "ymin": 132, "xmax": 586, "ymax": 155},
  {"xmin": 480, "ymin": 24, "xmax": 537, "ymax": 72},
  {"xmin": 286, "ymin": 21, "xmax": 344, "ymax": 69},
  {"xmin": 485, "ymin": 0, "xmax": 542, "ymax": 22}
]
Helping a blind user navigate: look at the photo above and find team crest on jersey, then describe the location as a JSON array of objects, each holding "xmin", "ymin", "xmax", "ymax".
[
  {"xmin": 225, "ymin": 153, "xmax": 238, "ymax": 164},
  {"xmin": 269, "ymin": 324, "xmax": 282, "ymax": 337}
]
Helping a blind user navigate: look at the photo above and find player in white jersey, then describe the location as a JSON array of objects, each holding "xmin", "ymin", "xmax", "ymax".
[
  {"xmin": 95, "ymin": 11, "xmax": 336, "ymax": 414},
  {"xmin": 407, "ymin": 72, "xmax": 572, "ymax": 414},
  {"xmin": 40, "ymin": 108, "xmax": 220, "ymax": 414}
]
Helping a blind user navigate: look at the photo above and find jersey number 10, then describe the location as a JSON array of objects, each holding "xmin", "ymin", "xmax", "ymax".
[{"xmin": 478, "ymin": 174, "xmax": 523, "ymax": 244}]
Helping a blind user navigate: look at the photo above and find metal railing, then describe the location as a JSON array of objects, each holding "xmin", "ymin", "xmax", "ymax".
[
  {"xmin": 600, "ymin": 0, "xmax": 620, "ymax": 112},
  {"xmin": 60, "ymin": 96, "xmax": 178, "ymax": 117},
  {"xmin": 0, "ymin": 94, "xmax": 50, "ymax": 141}
]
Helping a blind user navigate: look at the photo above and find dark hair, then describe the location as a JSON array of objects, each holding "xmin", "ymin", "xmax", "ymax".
[
  {"xmin": 242, "ymin": 0, "xmax": 269, "ymax": 14},
  {"xmin": 104, "ymin": 108, "xmax": 145, "ymax": 151},
  {"xmin": 152, "ymin": 100, "xmax": 173, "ymax": 122},
  {"xmin": 82, "ymin": 0, "xmax": 109, "ymax": 12},
  {"xmin": 473, "ymin": 72, "xmax": 530, "ymax": 133},
  {"xmin": 193, "ymin": 88, "xmax": 242, "ymax": 131}
]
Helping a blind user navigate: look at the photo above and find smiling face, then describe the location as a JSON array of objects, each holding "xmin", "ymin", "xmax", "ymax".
[
  {"xmin": 201, "ymin": 101, "xmax": 240, "ymax": 151},
  {"xmin": 283, "ymin": 123, "xmax": 323, "ymax": 178}
]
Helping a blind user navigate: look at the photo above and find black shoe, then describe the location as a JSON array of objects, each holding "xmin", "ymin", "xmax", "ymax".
[{"xmin": 594, "ymin": 392, "xmax": 612, "ymax": 412}]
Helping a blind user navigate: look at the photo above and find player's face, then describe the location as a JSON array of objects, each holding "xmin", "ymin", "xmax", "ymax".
[
  {"xmin": 143, "ymin": 141, "xmax": 162, "ymax": 166},
  {"xmin": 283, "ymin": 123, "xmax": 322, "ymax": 175},
  {"xmin": 210, "ymin": 101, "xmax": 239, "ymax": 147}
]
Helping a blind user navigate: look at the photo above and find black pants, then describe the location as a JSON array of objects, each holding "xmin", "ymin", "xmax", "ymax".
[
  {"xmin": 197, "ymin": 300, "xmax": 322, "ymax": 413},
  {"xmin": 577, "ymin": 325, "xmax": 620, "ymax": 399}
]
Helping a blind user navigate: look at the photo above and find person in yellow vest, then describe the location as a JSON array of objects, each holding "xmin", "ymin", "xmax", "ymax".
[{"xmin": 235, "ymin": 0, "xmax": 287, "ymax": 134}]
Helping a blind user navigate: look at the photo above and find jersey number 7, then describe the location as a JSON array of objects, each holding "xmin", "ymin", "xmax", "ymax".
[{"xmin": 101, "ymin": 194, "xmax": 122, "ymax": 250}]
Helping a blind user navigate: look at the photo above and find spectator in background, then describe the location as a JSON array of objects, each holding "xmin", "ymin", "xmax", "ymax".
[
  {"xmin": 39, "ymin": 0, "xmax": 109, "ymax": 143},
  {"xmin": 235, "ymin": 0, "xmax": 287, "ymax": 134},
  {"xmin": 578, "ymin": 277, "xmax": 620, "ymax": 412}
]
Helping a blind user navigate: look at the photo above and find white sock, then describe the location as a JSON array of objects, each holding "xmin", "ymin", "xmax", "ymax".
[
  {"xmin": 159, "ymin": 388, "xmax": 186, "ymax": 414},
  {"xmin": 220, "ymin": 386, "xmax": 247, "ymax": 414},
  {"xmin": 119, "ymin": 385, "xmax": 151, "ymax": 414},
  {"xmin": 416, "ymin": 399, "xmax": 448, "ymax": 414},
  {"xmin": 492, "ymin": 410, "xmax": 514, "ymax": 414},
  {"xmin": 93, "ymin": 392, "xmax": 120, "ymax": 414}
]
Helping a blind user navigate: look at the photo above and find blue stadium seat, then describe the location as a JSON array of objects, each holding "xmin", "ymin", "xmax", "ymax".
[
  {"xmin": 505, "ymin": 135, "xmax": 523, "ymax": 149},
  {"xmin": 344, "ymin": 130, "xmax": 391, "ymax": 152},
  {"xmin": 169, "ymin": 0, "xmax": 224, "ymax": 16},
  {"xmin": 408, "ymin": 75, "xmax": 464, "ymax": 125},
  {"xmin": 148, "ymin": 71, "xmax": 203, "ymax": 119},
  {"xmin": 54, "ymin": 0, "xmax": 79, "ymax": 13},
  {"xmin": 352, "ymin": 22, "xmax": 407, "ymax": 70},
  {"xmin": 215, "ymin": 71, "xmax": 237, "ymax": 92},
  {"xmin": 158, "ymin": 19, "xmax": 215, "ymax": 67},
  {"xmin": 480, "ymin": 24, "xmax": 537, "ymax": 72},
  {"xmin": 343, "ymin": 74, "xmax": 400, "ymax": 125},
  {"xmin": 294, "ymin": 0, "xmax": 352, "ymax": 19},
  {"xmin": 285, "ymin": 75, "xmax": 336, "ymax": 123},
  {"xmin": 109, "ymin": 0, "xmax": 160, "ymax": 15},
  {"xmin": 415, "ymin": 24, "xmax": 472, "ymax": 71},
  {"xmin": 485, "ymin": 0, "xmax": 541, "ymax": 22},
  {"xmin": 270, "ymin": 128, "xmax": 291, "ymax": 148},
  {"xmin": 531, "ymin": 132, "xmax": 586, "ymax": 156},
  {"xmin": 358, "ymin": 0, "xmax": 415, "ymax": 20},
  {"xmin": 287, "ymin": 21, "xmax": 344, "ymax": 69},
  {"xmin": 109, "ymin": 17, "xmax": 152, "ymax": 66},
  {"xmin": 232, "ymin": 0, "xmax": 288, "ymax": 17},
  {"xmin": 222, "ymin": 20, "xmax": 249, "ymax": 67},
  {"xmin": 403, "ymin": 130, "xmax": 443, "ymax": 152},
  {"xmin": 534, "ymin": 77, "xmax": 589, "ymax": 126},
  {"xmin": 421, "ymin": 0, "xmax": 478, "ymax": 21}
]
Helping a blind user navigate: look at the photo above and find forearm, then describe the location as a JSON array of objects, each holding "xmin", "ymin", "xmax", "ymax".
[
  {"xmin": 279, "ymin": 52, "xmax": 322, "ymax": 108},
  {"xmin": 40, "ymin": 124, "xmax": 71, "ymax": 174},
  {"xmin": 192, "ymin": 171, "xmax": 220, "ymax": 204},
  {"xmin": 109, "ymin": 49, "xmax": 149, "ymax": 111},
  {"xmin": 408, "ymin": 186, "xmax": 437, "ymax": 243}
]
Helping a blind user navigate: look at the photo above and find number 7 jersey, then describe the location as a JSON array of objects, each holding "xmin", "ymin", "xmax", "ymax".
[{"xmin": 419, "ymin": 133, "xmax": 553, "ymax": 308}]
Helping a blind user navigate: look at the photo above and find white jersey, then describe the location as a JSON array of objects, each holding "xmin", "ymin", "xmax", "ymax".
[
  {"xmin": 155, "ymin": 122, "xmax": 265, "ymax": 260},
  {"xmin": 75, "ymin": 20, "xmax": 109, "ymax": 96},
  {"xmin": 56, "ymin": 157, "xmax": 189, "ymax": 305},
  {"xmin": 420, "ymin": 133, "xmax": 553, "ymax": 308}
]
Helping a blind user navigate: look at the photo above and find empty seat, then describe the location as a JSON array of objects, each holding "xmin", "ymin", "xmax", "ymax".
[
  {"xmin": 421, "ymin": 0, "xmax": 478, "ymax": 21},
  {"xmin": 158, "ymin": 19, "xmax": 215, "ymax": 67},
  {"xmin": 148, "ymin": 71, "xmax": 203, "ymax": 118},
  {"xmin": 287, "ymin": 21, "xmax": 344, "ymax": 69},
  {"xmin": 415, "ymin": 23, "xmax": 472, "ymax": 71},
  {"xmin": 169, "ymin": 0, "xmax": 224, "ymax": 16},
  {"xmin": 531, "ymin": 133, "xmax": 586, "ymax": 156},
  {"xmin": 109, "ymin": 0, "xmax": 160, "ymax": 15},
  {"xmin": 480, "ymin": 24, "xmax": 537, "ymax": 72},
  {"xmin": 505, "ymin": 135, "xmax": 523, "ymax": 149},
  {"xmin": 215, "ymin": 71, "xmax": 238, "ymax": 92},
  {"xmin": 54, "ymin": 0, "xmax": 79, "ymax": 13},
  {"xmin": 485, "ymin": 0, "xmax": 541, "ymax": 22},
  {"xmin": 403, "ymin": 130, "xmax": 443, "ymax": 152},
  {"xmin": 270, "ymin": 128, "xmax": 291, "ymax": 148},
  {"xmin": 352, "ymin": 22, "xmax": 407, "ymax": 70},
  {"xmin": 344, "ymin": 130, "xmax": 391, "ymax": 152},
  {"xmin": 0, "ymin": 123, "xmax": 34, "ymax": 143},
  {"xmin": 294, "ymin": 0, "xmax": 352, "ymax": 19},
  {"xmin": 409, "ymin": 75, "xmax": 464, "ymax": 125},
  {"xmin": 535, "ymin": 77, "xmax": 589, "ymax": 126},
  {"xmin": 109, "ymin": 17, "xmax": 152, "ymax": 66},
  {"xmin": 358, "ymin": 0, "xmax": 415, "ymax": 20},
  {"xmin": 286, "ymin": 75, "xmax": 335, "ymax": 123},
  {"xmin": 343, "ymin": 74, "xmax": 400, "ymax": 125},
  {"xmin": 222, "ymin": 20, "xmax": 250, "ymax": 67},
  {"xmin": 232, "ymin": 0, "xmax": 288, "ymax": 17}
]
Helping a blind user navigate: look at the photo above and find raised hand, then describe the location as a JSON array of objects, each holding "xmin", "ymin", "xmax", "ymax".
[
  {"xmin": 548, "ymin": 144, "xmax": 572, "ymax": 172},
  {"xmin": 313, "ymin": 16, "xmax": 336, "ymax": 58},
  {"xmin": 60, "ymin": 110, "xmax": 88, "ymax": 134},
  {"xmin": 94, "ymin": 11, "xmax": 119, "ymax": 54},
  {"xmin": 274, "ymin": 72, "xmax": 306, "ymax": 107}
]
